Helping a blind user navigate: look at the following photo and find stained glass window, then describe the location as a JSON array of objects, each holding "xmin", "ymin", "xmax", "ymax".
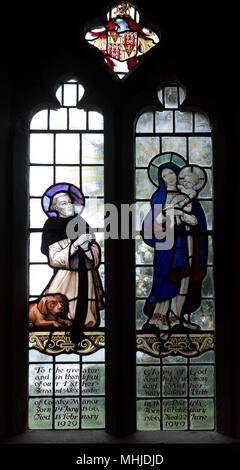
[
  {"xmin": 28, "ymin": 79, "xmax": 105, "ymax": 430},
  {"xmin": 85, "ymin": 2, "xmax": 160, "ymax": 79},
  {"xmin": 136, "ymin": 84, "xmax": 215, "ymax": 430}
]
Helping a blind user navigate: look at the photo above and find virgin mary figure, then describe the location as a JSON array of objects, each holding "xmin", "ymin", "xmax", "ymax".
[{"xmin": 142, "ymin": 159, "xmax": 208, "ymax": 339}]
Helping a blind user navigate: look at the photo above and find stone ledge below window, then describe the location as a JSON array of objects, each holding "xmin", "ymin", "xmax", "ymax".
[{"xmin": 1, "ymin": 430, "xmax": 239, "ymax": 446}]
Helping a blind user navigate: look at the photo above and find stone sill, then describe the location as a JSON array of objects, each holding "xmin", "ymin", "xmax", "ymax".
[{"xmin": 1, "ymin": 430, "xmax": 240, "ymax": 446}]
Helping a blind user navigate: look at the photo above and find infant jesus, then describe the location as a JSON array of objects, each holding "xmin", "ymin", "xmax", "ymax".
[
  {"xmin": 162, "ymin": 172, "xmax": 201, "ymax": 223},
  {"xmin": 176, "ymin": 172, "xmax": 200, "ymax": 208}
]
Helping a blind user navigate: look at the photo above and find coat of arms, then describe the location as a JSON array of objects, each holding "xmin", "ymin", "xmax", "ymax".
[
  {"xmin": 107, "ymin": 30, "xmax": 138, "ymax": 61},
  {"xmin": 85, "ymin": 2, "xmax": 160, "ymax": 77}
]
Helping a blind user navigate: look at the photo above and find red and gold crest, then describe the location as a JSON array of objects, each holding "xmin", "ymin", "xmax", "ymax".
[
  {"xmin": 107, "ymin": 30, "xmax": 138, "ymax": 61},
  {"xmin": 85, "ymin": 2, "xmax": 160, "ymax": 76}
]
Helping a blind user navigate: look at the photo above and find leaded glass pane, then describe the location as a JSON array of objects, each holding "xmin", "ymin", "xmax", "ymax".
[
  {"xmin": 190, "ymin": 399, "xmax": 214, "ymax": 430},
  {"xmin": 164, "ymin": 86, "xmax": 178, "ymax": 108},
  {"xmin": 29, "ymin": 233, "xmax": 46, "ymax": 263},
  {"xmin": 81, "ymin": 398, "xmax": 105, "ymax": 429},
  {"xmin": 55, "ymin": 166, "xmax": 80, "ymax": 187},
  {"xmin": 194, "ymin": 112, "xmax": 211, "ymax": 132},
  {"xmin": 137, "ymin": 400, "xmax": 161, "ymax": 430},
  {"xmin": 175, "ymin": 111, "xmax": 193, "ymax": 132},
  {"xmin": 30, "ymin": 198, "xmax": 47, "ymax": 228},
  {"xmin": 55, "ymin": 134, "xmax": 80, "ymax": 164},
  {"xmin": 55, "ymin": 364, "xmax": 80, "ymax": 395},
  {"xmin": 136, "ymin": 113, "xmax": 154, "ymax": 133},
  {"xmin": 89, "ymin": 111, "xmax": 104, "ymax": 130},
  {"xmin": 208, "ymin": 236, "xmax": 213, "ymax": 264},
  {"xmin": 135, "ymin": 201, "xmax": 151, "ymax": 231},
  {"xmin": 82, "ymin": 348, "xmax": 105, "ymax": 362},
  {"xmin": 29, "ymin": 364, "xmax": 53, "ymax": 396},
  {"xmin": 136, "ymin": 236, "xmax": 154, "ymax": 265},
  {"xmin": 85, "ymin": 3, "xmax": 160, "ymax": 79},
  {"xmin": 29, "ymin": 349, "xmax": 53, "ymax": 362},
  {"xmin": 189, "ymin": 365, "xmax": 214, "ymax": 397},
  {"xmin": 29, "ymin": 166, "xmax": 54, "ymax": 196},
  {"xmin": 189, "ymin": 136, "xmax": 212, "ymax": 167},
  {"xmin": 28, "ymin": 80, "xmax": 105, "ymax": 430},
  {"xmin": 136, "ymin": 266, "xmax": 154, "ymax": 297},
  {"xmin": 162, "ymin": 399, "xmax": 188, "ymax": 430},
  {"xmin": 135, "ymin": 83, "xmax": 214, "ymax": 431},
  {"xmin": 30, "ymin": 133, "xmax": 54, "ymax": 163},
  {"xmin": 162, "ymin": 356, "xmax": 187, "ymax": 364},
  {"xmin": 190, "ymin": 351, "xmax": 214, "ymax": 364},
  {"xmin": 82, "ymin": 166, "xmax": 104, "ymax": 197},
  {"xmin": 136, "ymin": 169, "xmax": 156, "ymax": 199},
  {"xmin": 155, "ymin": 111, "xmax": 173, "ymax": 133},
  {"xmin": 55, "ymin": 398, "xmax": 80, "ymax": 429},
  {"xmin": 200, "ymin": 200, "xmax": 213, "ymax": 229},
  {"xmin": 136, "ymin": 352, "xmax": 160, "ymax": 364},
  {"xmin": 29, "ymin": 398, "xmax": 53, "ymax": 429},
  {"xmin": 69, "ymin": 109, "xmax": 87, "ymax": 130},
  {"xmin": 136, "ymin": 299, "xmax": 146, "ymax": 329},
  {"xmin": 63, "ymin": 83, "xmax": 78, "ymax": 106},
  {"xmin": 191, "ymin": 299, "xmax": 214, "ymax": 330},
  {"xmin": 199, "ymin": 169, "xmax": 212, "ymax": 198},
  {"xmin": 136, "ymin": 137, "xmax": 160, "ymax": 167},
  {"xmin": 55, "ymin": 353, "xmax": 79, "ymax": 362},
  {"xmin": 162, "ymin": 136, "xmax": 187, "ymax": 157},
  {"xmin": 82, "ymin": 134, "xmax": 104, "ymax": 164},
  {"xmin": 137, "ymin": 366, "xmax": 161, "ymax": 397},
  {"xmin": 84, "ymin": 198, "xmax": 105, "ymax": 229},
  {"xmin": 162, "ymin": 366, "xmax": 188, "ymax": 397},
  {"xmin": 30, "ymin": 110, "xmax": 48, "ymax": 130},
  {"xmin": 29, "ymin": 264, "xmax": 54, "ymax": 296},
  {"xmin": 82, "ymin": 364, "xmax": 105, "ymax": 395},
  {"xmin": 49, "ymin": 108, "xmax": 68, "ymax": 130},
  {"xmin": 202, "ymin": 267, "xmax": 214, "ymax": 297}
]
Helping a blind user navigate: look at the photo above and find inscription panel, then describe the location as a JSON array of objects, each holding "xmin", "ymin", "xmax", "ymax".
[
  {"xmin": 55, "ymin": 364, "xmax": 80, "ymax": 395},
  {"xmin": 81, "ymin": 364, "xmax": 105, "ymax": 395},
  {"xmin": 29, "ymin": 364, "xmax": 53, "ymax": 396},
  {"xmin": 163, "ymin": 399, "xmax": 188, "ymax": 430},
  {"xmin": 137, "ymin": 366, "xmax": 160, "ymax": 397},
  {"xmin": 54, "ymin": 398, "xmax": 79, "ymax": 429},
  {"xmin": 137, "ymin": 399, "xmax": 161, "ymax": 430},
  {"xmin": 29, "ymin": 398, "xmax": 53, "ymax": 429},
  {"xmin": 81, "ymin": 397, "xmax": 105, "ymax": 428},
  {"xmin": 190, "ymin": 398, "xmax": 214, "ymax": 429},
  {"xmin": 189, "ymin": 366, "xmax": 214, "ymax": 396},
  {"xmin": 162, "ymin": 366, "xmax": 187, "ymax": 397}
]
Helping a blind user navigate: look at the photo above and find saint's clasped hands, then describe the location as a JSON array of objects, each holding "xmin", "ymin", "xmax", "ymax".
[{"xmin": 71, "ymin": 233, "xmax": 94, "ymax": 259}]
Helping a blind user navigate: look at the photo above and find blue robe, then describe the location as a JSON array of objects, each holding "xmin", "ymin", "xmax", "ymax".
[{"xmin": 142, "ymin": 163, "xmax": 207, "ymax": 318}]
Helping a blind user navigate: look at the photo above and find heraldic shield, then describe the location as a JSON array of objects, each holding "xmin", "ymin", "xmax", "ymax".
[
  {"xmin": 85, "ymin": 2, "xmax": 160, "ymax": 78},
  {"xmin": 107, "ymin": 30, "xmax": 138, "ymax": 62}
]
